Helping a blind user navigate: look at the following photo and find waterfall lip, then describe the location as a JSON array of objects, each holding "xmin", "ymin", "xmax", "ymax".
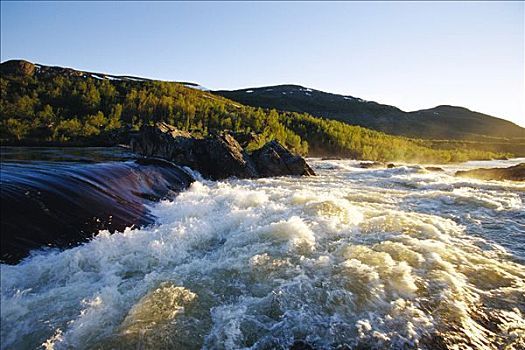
[{"xmin": 0, "ymin": 158, "xmax": 194, "ymax": 264}]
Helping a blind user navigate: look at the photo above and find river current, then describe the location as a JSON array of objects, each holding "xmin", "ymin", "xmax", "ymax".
[{"xmin": 1, "ymin": 157, "xmax": 524, "ymax": 349}]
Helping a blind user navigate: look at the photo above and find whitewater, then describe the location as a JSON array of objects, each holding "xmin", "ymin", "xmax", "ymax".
[{"xmin": 1, "ymin": 158, "xmax": 524, "ymax": 349}]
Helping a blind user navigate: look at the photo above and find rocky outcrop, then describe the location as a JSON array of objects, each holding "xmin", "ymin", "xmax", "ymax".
[
  {"xmin": 230, "ymin": 131, "xmax": 260, "ymax": 148},
  {"xmin": 131, "ymin": 123, "xmax": 315, "ymax": 179},
  {"xmin": 0, "ymin": 59, "xmax": 36, "ymax": 76},
  {"xmin": 130, "ymin": 123, "xmax": 258, "ymax": 180},
  {"xmin": 251, "ymin": 140, "xmax": 316, "ymax": 177},
  {"xmin": 0, "ymin": 59, "xmax": 143, "ymax": 81},
  {"xmin": 455, "ymin": 163, "xmax": 525, "ymax": 181}
]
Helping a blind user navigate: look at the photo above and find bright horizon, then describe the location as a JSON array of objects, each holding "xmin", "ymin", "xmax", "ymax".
[{"xmin": 1, "ymin": 1, "xmax": 524, "ymax": 127}]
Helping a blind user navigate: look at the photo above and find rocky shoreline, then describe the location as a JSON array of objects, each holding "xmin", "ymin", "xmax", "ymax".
[{"xmin": 455, "ymin": 163, "xmax": 525, "ymax": 181}]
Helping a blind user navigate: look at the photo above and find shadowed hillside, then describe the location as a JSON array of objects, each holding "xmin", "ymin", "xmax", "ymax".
[{"xmin": 214, "ymin": 85, "xmax": 525, "ymax": 141}]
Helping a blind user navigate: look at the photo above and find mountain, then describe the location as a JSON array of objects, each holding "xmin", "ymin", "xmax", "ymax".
[
  {"xmin": 214, "ymin": 85, "xmax": 525, "ymax": 141},
  {"xmin": 0, "ymin": 59, "xmax": 206, "ymax": 90},
  {"xmin": 0, "ymin": 60, "xmax": 515, "ymax": 162}
]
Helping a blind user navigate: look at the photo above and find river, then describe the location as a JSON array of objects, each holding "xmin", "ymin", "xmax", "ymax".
[{"xmin": 1, "ymin": 151, "xmax": 524, "ymax": 349}]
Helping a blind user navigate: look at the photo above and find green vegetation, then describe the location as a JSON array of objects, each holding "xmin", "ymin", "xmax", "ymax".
[
  {"xmin": 0, "ymin": 61, "xmax": 511, "ymax": 163},
  {"xmin": 421, "ymin": 139, "xmax": 525, "ymax": 157},
  {"xmin": 281, "ymin": 113, "xmax": 511, "ymax": 162},
  {"xmin": 215, "ymin": 85, "xmax": 525, "ymax": 142}
]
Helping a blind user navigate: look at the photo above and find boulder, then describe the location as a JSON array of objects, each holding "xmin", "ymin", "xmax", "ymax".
[
  {"xmin": 194, "ymin": 132, "xmax": 259, "ymax": 180},
  {"xmin": 251, "ymin": 140, "xmax": 316, "ymax": 177},
  {"xmin": 131, "ymin": 123, "xmax": 315, "ymax": 179},
  {"xmin": 455, "ymin": 163, "xmax": 524, "ymax": 181}
]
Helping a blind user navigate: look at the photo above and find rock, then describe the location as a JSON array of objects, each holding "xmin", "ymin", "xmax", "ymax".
[
  {"xmin": 131, "ymin": 123, "xmax": 258, "ymax": 180},
  {"xmin": 0, "ymin": 59, "xmax": 87, "ymax": 78},
  {"xmin": 359, "ymin": 161, "xmax": 383, "ymax": 168},
  {"xmin": 129, "ymin": 122, "xmax": 193, "ymax": 162},
  {"xmin": 131, "ymin": 123, "xmax": 315, "ymax": 179},
  {"xmin": 358, "ymin": 162, "xmax": 396, "ymax": 169},
  {"xmin": 425, "ymin": 166, "xmax": 445, "ymax": 172},
  {"xmin": 251, "ymin": 140, "xmax": 316, "ymax": 177},
  {"xmin": 359, "ymin": 161, "xmax": 392, "ymax": 169},
  {"xmin": 455, "ymin": 163, "xmax": 525, "ymax": 181},
  {"xmin": 230, "ymin": 131, "xmax": 260, "ymax": 148},
  {"xmin": 195, "ymin": 132, "xmax": 259, "ymax": 179},
  {"xmin": 321, "ymin": 156, "xmax": 342, "ymax": 160},
  {"xmin": 0, "ymin": 59, "xmax": 35, "ymax": 76}
]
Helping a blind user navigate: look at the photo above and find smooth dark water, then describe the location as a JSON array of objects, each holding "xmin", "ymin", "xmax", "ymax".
[
  {"xmin": 1, "ymin": 146, "xmax": 136, "ymax": 162},
  {"xmin": 0, "ymin": 147, "xmax": 193, "ymax": 263}
]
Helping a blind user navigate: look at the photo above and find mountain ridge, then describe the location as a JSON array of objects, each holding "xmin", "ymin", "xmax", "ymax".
[
  {"xmin": 214, "ymin": 85, "xmax": 525, "ymax": 141},
  {"xmin": 3, "ymin": 59, "xmax": 521, "ymax": 141},
  {"xmin": 0, "ymin": 59, "xmax": 208, "ymax": 90},
  {"xmin": 1, "ymin": 59, "xmax": 521, "ymax": 160}
]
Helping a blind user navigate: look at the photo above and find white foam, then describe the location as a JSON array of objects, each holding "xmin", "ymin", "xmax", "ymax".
[{"xmin": 1, "ymin": 159, "xmax": 524, "ymax": 349}]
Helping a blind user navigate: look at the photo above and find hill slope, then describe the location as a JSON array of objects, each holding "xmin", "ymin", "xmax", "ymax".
[
  {"xmin": 214, "ymin": 85, "xmax": 525, "ymax": 140},
  {"xmin": 0, "ymin": 60, "xmax": 512, "ymax": 162}
]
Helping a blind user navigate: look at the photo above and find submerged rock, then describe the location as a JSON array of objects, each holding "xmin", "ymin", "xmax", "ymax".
[
  {"xmin": 359, "ymin": 161, "xmax": 384, "ymax": 169},
  {"xmin": 359, "ymin": 161, "xmax": 396, "ymax": 169},
  {"xmin": 131, "ymin": 123, "xmax": 315, "ymax": 179},
  {"xmin": 425, "ymin": 166, "xmax": 445, "ymax": 172},
  {"xmin": 455, "ymin": 163, "xmax": 525, "ymax": 181}
]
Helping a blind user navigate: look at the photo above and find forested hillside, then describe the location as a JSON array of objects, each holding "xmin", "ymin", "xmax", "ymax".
[
  {"xmin": 215, "ymin": 85, "xmax": 525, "ymax": 141},
  {"xmin": 0, "ymin": 60, "xmax": 511, "ymax": 162}
]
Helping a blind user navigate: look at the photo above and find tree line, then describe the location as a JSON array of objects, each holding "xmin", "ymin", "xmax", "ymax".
[{"xmin": 0, "ymin": 72, "xmax": 508, "ymax": 163}]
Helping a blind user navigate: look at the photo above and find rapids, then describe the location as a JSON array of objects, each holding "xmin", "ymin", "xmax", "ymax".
[{"xmin": 1, "ymin": 158, "xmax": 524, "ymax": 349}]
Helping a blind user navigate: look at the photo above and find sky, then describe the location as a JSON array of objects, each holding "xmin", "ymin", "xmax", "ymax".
[{"xmin": 1, "ymin": 1, "xmax": 524, "ymax": 127}]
